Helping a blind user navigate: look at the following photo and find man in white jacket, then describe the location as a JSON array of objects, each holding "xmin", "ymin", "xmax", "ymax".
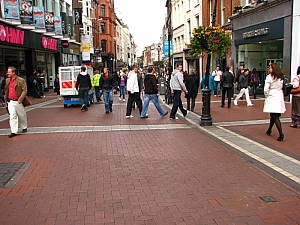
[
  {"xmin": 126, "ymin": 65, "xmax": 143, "ymax": 118},
  {"xmin": 170, "ymin": 64, "xmax": 188, "ymax": 119}
]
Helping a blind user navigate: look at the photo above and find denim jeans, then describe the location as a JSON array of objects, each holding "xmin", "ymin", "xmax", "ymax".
[
  {"xmin": 214, "ymin": 81, "xmax": 221, "ymax": 96},
  {"xmin": 103, "ymin": 89, "xmax": 113, "ymax": 112},
  {"xmin": 120, "ymin": 86, "xmax": 125, "ymax": 99},
  {"xmin": 78, "ymin": 87, "xmax": 89, "ymax": 106},
  {"xmin": 170, "ymin": 90, "xmax": 187, "ymax": 118},
  {"xmin": 141, "ymin": 94, "xmax": 166, "ymax": 117}
]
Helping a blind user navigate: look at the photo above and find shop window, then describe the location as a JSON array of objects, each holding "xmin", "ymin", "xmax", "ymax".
[{"xmin": 100, "ymin": 5, "xmax": 105, "ymax": 17}]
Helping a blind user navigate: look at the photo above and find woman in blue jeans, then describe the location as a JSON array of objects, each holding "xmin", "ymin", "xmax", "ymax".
[{"xmin": 118, "ymin": 73, "xmax": 127, "ymax": 101}]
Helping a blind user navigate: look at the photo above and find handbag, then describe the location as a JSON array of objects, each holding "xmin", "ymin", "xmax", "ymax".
[{"xmin": 290, "ymin": 85, "xmax": 300, "ymax": 94}]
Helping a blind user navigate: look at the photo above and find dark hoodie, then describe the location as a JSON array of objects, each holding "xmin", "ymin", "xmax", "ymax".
[
  {"xmin": 76, "ymin": 71, "xmax": 92, "ymax": 89},
  {"xmin": 144, "ymin": 73, "xmax": 158, "ymax": 94}
]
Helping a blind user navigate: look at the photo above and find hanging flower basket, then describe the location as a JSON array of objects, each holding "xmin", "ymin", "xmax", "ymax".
[{"xmin": 189, "ymin": 26, "xmax": 232, "ymax": 58}]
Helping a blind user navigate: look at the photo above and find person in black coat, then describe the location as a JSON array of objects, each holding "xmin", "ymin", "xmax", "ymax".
[
  {"xmin": 221, "ymin": 66, "xmax": 234, "ymax": 108},
  {"xmin": 185, "ymin": 69, "xmax": 199, "ymax": 112}
]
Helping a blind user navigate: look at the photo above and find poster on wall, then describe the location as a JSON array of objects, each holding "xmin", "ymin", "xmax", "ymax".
[
  {"xmin": 74, "ymin": 8, "xmax": 82, "ymax": 25},
  {"xmin": 81, "ymin": 35, "xmax": 90, "ymax": 61},
  {"xmin": 45, "ymin": 11, "xmax": 54, "ymax": 32},
  {"xmin": 68, "ymin": 16, "xmax": 73, "ymax": 38},
  {"xmin": 20, "ymin": 0, "xmax": 33, "ymax": 24},
  {"xmin": 3, "ymin": 0, "xmax": 20, "ymax": 20},
  {"xmin": 33, "ymin": 6, "xmax": 45, "ymax": 29},
  {"xmin": 54, "ymin": 16, "xmax": 62, "ymax": 35}
]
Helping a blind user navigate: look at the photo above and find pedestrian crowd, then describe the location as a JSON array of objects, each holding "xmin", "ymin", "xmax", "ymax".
[{"xmin": 1, "ymin": 62, "xmax": 300, "ymax": 142}]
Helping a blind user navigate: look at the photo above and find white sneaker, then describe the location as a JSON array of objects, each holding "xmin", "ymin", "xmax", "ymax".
[
  {"xmin": 123, "ymin": 99, "xmax": 125, "ymax": 102},
  {"xmin": 234, "ymin": 100, "xmax": 238, "ymax": 106},
  {"xmin": 119, "ymin": 97, "xmax": 121, "ymax": 100},
  {"xmin": 247, "ymin": 103, "xmax": 254, "ymax": 107},
  {"xmin": 170, "ymin": 117, "xmax": 179, "ymax": 120},
  {"xmin": 126, "ymin": 115, "xmax": 133, "ymax": 119}
]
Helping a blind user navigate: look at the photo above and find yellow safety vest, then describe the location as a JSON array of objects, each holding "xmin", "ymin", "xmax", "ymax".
[{"xmin": 92, "ymin": 73, "xmax": 101, "ymax": 87}]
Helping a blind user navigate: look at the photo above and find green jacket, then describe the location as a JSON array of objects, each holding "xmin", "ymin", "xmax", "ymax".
[{"xmin": 92, "ymin": 73, "xmax": 101, "ymax": 87}]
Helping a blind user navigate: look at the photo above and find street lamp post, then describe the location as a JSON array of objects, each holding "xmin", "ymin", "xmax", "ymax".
[{"xmin": 200, "ymin": 0, "xmax": 217, "ymax": 126}]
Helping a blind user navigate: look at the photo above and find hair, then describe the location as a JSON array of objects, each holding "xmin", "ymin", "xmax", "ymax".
[
  {"xmin": 176, "ymin": 64, "xmax": 182, "ymax": 68},
  {"xmin": 225, "ymin": 66, "xmax": 230, "ymax": 72},
  {"xmin": 189, "ymin": 69, "xmax": 196, "ymax": 76},
  {"xmin": 132, "ymin": 65, "xmax": 138, "ymax": 70},
  {"xmin": 147, "ymin": 66, "xmax": 153, "ymax": 73},
  {"xmin": 244, "ymin": 69, "xmax": 249, "ymax": 73},
  {"xmin": 8, "ymin": 66, "xmax": 17, "ymax": 74},
  {"xmin": 81, "ymin": 66, "xmax": 86, "ymax": 72},
  {"xmin": 297, "ymin": 66, "xmax": 300, "ymax": 75},
  {"xmin": 270, "ymin": 63, "xmax": 284, "ymax": 80}
]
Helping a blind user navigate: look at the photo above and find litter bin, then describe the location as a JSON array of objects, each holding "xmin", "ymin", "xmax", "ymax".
[{"xmin": 158, "ymin": 77, "xmax": 166, "ymax": 95}]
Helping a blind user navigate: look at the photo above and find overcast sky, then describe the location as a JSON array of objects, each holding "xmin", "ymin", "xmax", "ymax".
[{"xmin": 114, "ymin": 0, "xmax": 167, "ymax": 56}]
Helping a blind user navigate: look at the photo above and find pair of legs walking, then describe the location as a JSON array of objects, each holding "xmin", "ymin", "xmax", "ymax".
[
  {"xmin": 170, "ymin": 90, "xmax": 187, "ymax": 119},
  {"xmin": 141, "ymin": 94, "xmax": 167, "ymax": 117},
  {"xmin": 78, "ymin": 87, "xmax": 89, "ymax": 110},
  {"xmin": 126, "ymin": 92, "xmax": 142, "ymax": 117},
  {"xmin": 221, "ymin": 87, "xmax": 233, "ymax": 108},
  {"xmin": 266, "ymin": 113, "xmax": 284, "ymax": 141},
  {"xmin": 234, "ymin": 88, "xmax": 253, "ymax": 106},
  {"xmin": 102, "ymin": 89, "xmax": 113, "ymax": 113},
  {"xmin": 186, "ymin": 98, "xmax": 195, "ymax": 112}
]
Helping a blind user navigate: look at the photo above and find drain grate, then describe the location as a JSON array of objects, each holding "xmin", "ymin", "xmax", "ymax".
[
  {"xmin": 0, "ymin": 162, "xmax": 27, "ymax": 188},
  {"xmin": 259, "ymin": 196, "xmax": 278, "ymax": 203}
]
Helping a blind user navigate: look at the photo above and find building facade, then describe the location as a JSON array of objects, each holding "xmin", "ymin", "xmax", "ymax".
[{"xmin": 230, "ymin": 0, "xmax": 292, "ymax": 82}]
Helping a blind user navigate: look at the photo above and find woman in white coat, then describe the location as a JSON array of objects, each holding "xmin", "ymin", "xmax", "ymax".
[{"xmin": 263, "ymin": 63, "xmax": 286, "ymax": 141}]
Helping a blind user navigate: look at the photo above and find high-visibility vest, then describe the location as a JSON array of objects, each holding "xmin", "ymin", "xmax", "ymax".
[{"xmin": 92, "ymin": 73, "xmax": 101, "ymax": 87}]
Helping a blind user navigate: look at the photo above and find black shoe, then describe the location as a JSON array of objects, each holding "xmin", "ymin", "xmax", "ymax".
[
  {"xmin": 105, "ymin": 111, "xmax": 109, "ymax": 114},
  {"xmin": 8, "ymin": 133, "xmax": 17, "ymax": 138},
  {"xmin": 290, "ymin": 124, "xmax": 297, "ymax": 128},
  {"xmin": 220, "ymin": 105, "xmax": 224, "ymax": 108},
  {"xmin": 277, "ymin": 134, "xmax": 284, "ymax": 141},
  {"xmin": 163, "ymin": 111, "xmax": 169, "ymax": 117},
  {"xmin": 83, "ymin": 108, "xmax": 88, "ymax": 111},
  {"xmin": 110, "ymin": 108, "xmax": 112, "ymax": 112},
  {"xmin": 266, "ymin": 130, "xmax": 272, "ymax": 136},
  {"xmin": 22, "ymin": 128, "xmax": 27, "ymax": 133}
]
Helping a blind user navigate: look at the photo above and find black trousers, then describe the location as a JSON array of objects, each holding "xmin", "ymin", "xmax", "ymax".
[
  {"xmin": 126, "ymin": 92, "xmax": 142, "ymax": 116},
  {"xmin": 222, "ymin": 87, "xmax": 233, "ymax": 107}
]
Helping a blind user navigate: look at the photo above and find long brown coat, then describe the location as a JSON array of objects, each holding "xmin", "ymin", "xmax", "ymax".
[{"xmin": 4, "ymin": 76, "xmax": 31, "ymax": 106}]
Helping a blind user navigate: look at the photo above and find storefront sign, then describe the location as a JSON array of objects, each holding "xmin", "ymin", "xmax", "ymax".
[
  {"xmin": 243, "ymin": 28, "xmax": 269, "ymax": 39},
  {"xmin": 33, "ymin": 6, "xmax": 45, "ymax": 29},
  {"xmin": 41, "ymin": 37, "xmax": 57, "ymax": 50},
  {"xmin": 20, "ymin": 0, "xmax": 33, "ymax": 24},
  {"xmin": 0, "ymin": 24, "xmax": 24, "ymax": 45},
  {"xmin": 81, "ymin": 35, "xmax": 90, "ymax": 61},
  {"xmin": 3, "ymin": 0, "xmax": 20, "ymax": 20},
  {"xmin": 61, "ymin": 40, "xmax": 69, "ymax": 48}
]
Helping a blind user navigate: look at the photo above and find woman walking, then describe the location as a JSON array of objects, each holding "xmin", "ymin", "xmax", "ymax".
[
  {"xmin": 290, "ymin": 66, "xmax": 300, "ymax": 128},
  {"xmin": 263, "ymin": 63, "xmax": 286, "ymax": 141},
  {"xmin": 185, "ymin": 69, "xmax": 199, "ymax": 112},
  {"xmin": 54, "ymin": 73, "xmax": 61, "ymax": 100},
  {"xmin": 118, "ymin": 72, "xmax": 127, "ymax": 101}
]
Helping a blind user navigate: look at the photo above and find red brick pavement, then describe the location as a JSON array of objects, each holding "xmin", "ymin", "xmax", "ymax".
[{"xmin": 0, "ymin": 91, "xmax": 299, "ymax": 224}]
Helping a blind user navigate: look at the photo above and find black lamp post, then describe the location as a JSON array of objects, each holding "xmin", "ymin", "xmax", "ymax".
[{"xmin": 200, "ymin": 0, "xmax": 217, "ymax": 126}]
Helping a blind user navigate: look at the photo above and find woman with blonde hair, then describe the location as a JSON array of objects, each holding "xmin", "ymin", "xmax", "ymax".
[
  {"xmin": 263, "ymin": 63, "xmax": 286, "ymax": 141},
  {"xmin": 185, "ymin": 69, "xmax": 199, "ymax": 112}
]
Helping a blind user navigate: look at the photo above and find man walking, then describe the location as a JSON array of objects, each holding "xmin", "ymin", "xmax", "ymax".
[
  {"xmin": 99, "ymin": 67, "xmax": 118, "ymax": 114},
  {"xmin": 221, "ymin": 66, "xmax": 234, "ymax": 108},
  {"xmin": 76, "ymin": 66, "xmax": 92, "ymax": 111},
  {"xmin": 4, "ymin": 66, "xmax": 31, "ymax": 138},
  {"xmin": 170, "ymin": 64, "xmax": 188, "ymax": 120},
  {"xmin": 212, "ymin": 65, "xmax": 222, "ymax": 97},
  {"xmin": 140, "ymin": 66, "xmax": 168, "ymax": 118},
  {"xmin": 92, "ymin": 70, "xmax": 102, "ymax": 102},
  {"xmin": 234, "ymin": 69, "xmax": 253, "ymax": 107},
  {"xmin": 126, "ymin": 65, "xmax": 143, "ymax": 118}
]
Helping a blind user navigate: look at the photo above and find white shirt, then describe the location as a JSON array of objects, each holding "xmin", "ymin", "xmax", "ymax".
[{"xmin": 213, "ymin": 70, "xmax": 222, "ymax": 82}]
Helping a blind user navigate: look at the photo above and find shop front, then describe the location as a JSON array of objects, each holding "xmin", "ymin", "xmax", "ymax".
[
  {"xmin": 61, "ymin": 42, "xmax": 81, "ymax": 66},
  {"xmin": 230, "ymin": 0, "xmax": 292, "ymax": 81},
  {"xmin": 0, "ymin": 21, "xmax": 61, "ymax": 93}
]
